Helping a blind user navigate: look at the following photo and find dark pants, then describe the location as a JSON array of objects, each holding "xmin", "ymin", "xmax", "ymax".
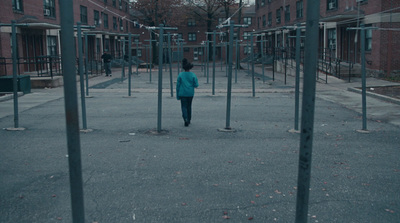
[
  {"xmin": 104, "ymin": 62, "xmax": 111, "ymax": 75},
  {"xmin": 180, "ymin": 97, "xmax": 193, "ymax": 122}
]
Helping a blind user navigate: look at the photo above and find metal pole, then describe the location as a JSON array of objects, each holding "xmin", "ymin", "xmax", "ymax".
[
  {"xmin": 235, "ymin": 39, "xmax": 238, "ymax": 83},
  {"xmin": 136, "ymin": 40, "xmax": 139, "ymax": 75},
  {"xmin": 261, "ymin": 36, "xmax": 265, "ymax": 83},
  {"xmin": 206, "ymin": 39, "xmax": 210, "ymax": 84},
  {"xmin": 212, "ymin": 31, "xmax": 216, "ymax": 95},
  {"xmin": 84, "ymin": 33, "xmax": 89, "ymax": 96},
  {"xmin": 77, "ymin": 23, "xmax": 87, "ymax": 130},
  {"xmin": 225, "ymin": 21, "xmax": 234, "ymax": 129},
  {"xmin": 128, "ymin": 33, "xmax": 132, "ymax": 96},
  {"xmin": 251, "ymin": 32, "xmax": 255, "ymax": 97},
  {"xmin": 225, "ymin": 43, "xmax": 228, "ymax": 77},
  {"xmin": 11, "ymin": 20, "xmax": 19, "ymax": 129},
  {"xmin": 360, "ymin": 24, "xmax": 367, "ymax": 131},
  {"xmin": 149, "ymin": 33, "xmax": 152, "ymax": 83},
  {"xmin": 203, "ymin": 42, "xmax": 206, "ymax": 77},
  {"xmin": 121, "ymin": 39, "xmax": 126, "ymax": 81},
  {"xmin": 157, "ymin": 24, "xmax": 164, "ymax": 132},
  {"xmin": 294, "ymin": 26, "xmax": 301, "ymax": 131},
  {"xmin": 272, "ymin": 48, "xmax": 275, "ymax": 81},
  {"xmin": 168, "ymin": 32, "xmax": 174, "ymax": 97},
  {"xmin": 284, "ymin": 48, "xmax": 287, "ymax": 85},
  {"xmin": 59, "ymin": 0, "xmax": 85, "ymax": 221},
  {"xmin": 295, "ymin": 0, "xmax": 321, "ymax": 222}
]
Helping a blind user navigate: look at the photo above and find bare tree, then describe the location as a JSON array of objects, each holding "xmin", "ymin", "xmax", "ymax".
[{"xmin": 130, "ymin": 0, "xmax": 186, "ymax": 62}]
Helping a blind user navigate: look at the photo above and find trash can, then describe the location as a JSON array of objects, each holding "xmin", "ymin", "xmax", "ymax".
[{"xmin": 0, "ymin": 75, "xmax": 31, "ymax": 94}]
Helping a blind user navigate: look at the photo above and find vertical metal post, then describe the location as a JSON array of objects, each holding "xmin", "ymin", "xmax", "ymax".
[
  {"xmin": 360, "ymin": 24, "xmax": 367, "ymax": 131},
  {"xmin": 157, "ymin": 24, "xmax": 164, "ymax": 133},
  {"xmin": 261, "ymin": 36, "xmax": 265, "ymax": 83},
  {"xmin": 136, "ymin": 40, "xmax": 139, "ymax": 75},
  {"xmin": 128, "ymin": 33, "xmax": 132, "ymax": 96},
  {"xmin": 203, "ymin": 42, "xmax": 206, "ymax": 77},
  {"xmin": 235, "ymin": 39, "xmax": 238, "ymax": 84},
  {"xmin": 11, "ymin": 20, "xmax": 19, "ymax": 128},
  {"xmin": 206, "ymin": 39, "xmax": 210, "ymax": 84},
  {"xmin": 225, "ymin": 43, "xmax": 228, "ymax": 77},
  {"xmin": 294, "ymin": 26, "xmax": 301, "ymax": 131},
  {"xmin": 149, "ymin": 33, "xmax": 152, "ymax": 83},
  {"xmin": 177, "ymin": 40, "xmax": 181, "ymax": 74},
  {"xmin": 295, "ymin": 0, "xmax": 320, "ymax": 222},
  {"xmin": 168, "ymin": 32, "xmax": 174, "ymax": 97},
  {"xmin": 212, "ymin": 31, "xmax": 216, "ymax": 95},
  {"xmin": 284, "ymin": 48, "xmax": 287, "ymax": 85},
  {"xmin": 225, "ymin": 21, "xmax": 234, "ymax": 129},
  {"xmin": 59, "ymin": 0, "xmax": 85, "ymax": 221},
  {"xmin": 121, "ymin": 39, "xmax": 126, "ymax": 81},
  {"xmin": 77, "ymin": 23, "xmax": 87, "ymax": 130},
  {"xmin": 272, "ymin": 48, "xmax": 275, "ymax": 81},
  {"xmin": 251, "ymin": 32, "xmax": 255, "ymax": 97},
  {"xmin": 84, "ymin": 33, "xmax": 89, "ymax": 96}
]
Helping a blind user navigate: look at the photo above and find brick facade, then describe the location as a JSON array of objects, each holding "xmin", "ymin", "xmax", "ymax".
[{"xmin": 255, "ymin": 0, "xmax": 400, "ymax": 76}]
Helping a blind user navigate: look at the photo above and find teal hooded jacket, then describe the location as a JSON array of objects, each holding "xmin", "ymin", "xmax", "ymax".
[{"xmin": 176, "ymin": 71, "xmax": 199, "ymax": 100}]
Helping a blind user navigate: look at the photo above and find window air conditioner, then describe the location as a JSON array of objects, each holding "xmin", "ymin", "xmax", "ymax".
[
  {"xmin": 44, "ymin": 9, "xmax": 51, "ymax": 16},
  {"xmin": 120, "ymin": 27, "xmax": 124, "ymax": 31}
]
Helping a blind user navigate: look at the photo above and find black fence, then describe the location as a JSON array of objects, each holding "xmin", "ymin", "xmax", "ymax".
[
  {"xmin": 241, "ymin": 46, "xmax": 358, "ymax": 83},
  {"xmin": 0, "ymin": 56, "xmax": 104, "ymax": 78}
]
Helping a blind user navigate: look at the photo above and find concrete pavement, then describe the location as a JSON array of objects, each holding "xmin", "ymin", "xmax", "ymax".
[{"xmin": 0, "ymin": 64, "xmax": 399, "ymax": 222}]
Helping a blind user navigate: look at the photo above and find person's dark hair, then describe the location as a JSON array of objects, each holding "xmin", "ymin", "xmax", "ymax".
[{"xmin": 182, "ymin": 58, "xmax": 194, "ymax": 71}]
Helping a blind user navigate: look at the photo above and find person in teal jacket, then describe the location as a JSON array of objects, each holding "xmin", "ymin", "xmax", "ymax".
[{"xmin": 176, "ymin": 58, "xmax": 199, "ymax": 127}]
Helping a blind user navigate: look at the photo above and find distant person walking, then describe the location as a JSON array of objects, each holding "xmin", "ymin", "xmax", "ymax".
[
  {"xmin": 176, "ymin": 58, "xmax": 199, "ymax": 127},
  {"xmin": 101, "ymin": 50, "xmax": 112, "ymax": 76}
]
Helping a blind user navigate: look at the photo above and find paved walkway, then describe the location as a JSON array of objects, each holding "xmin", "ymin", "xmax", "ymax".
[{"xmin": 1, "ymin": 64, "xmax": 399, "ymax": 222}]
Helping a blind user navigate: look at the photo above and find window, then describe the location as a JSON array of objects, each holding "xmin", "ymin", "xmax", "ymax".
[
  {"xmin": 243, "ymin": 32, "xmax": 250, "ymax": 40},
  {"xmin": 119, "ymin": 0, "xmax": 122, "ymax": 9},
  {"xmin": 188, "ymin": 19, "xmax": 196, "ymax": 27},
  {"xmin": 44, "ymin": 0, "xmax": 56, "ymax": 18},
  {"xmin": 104, "ymin": 39, "xmax": 110, "ymax": 52},
  {"xmin": 261, "ymin": 0, "xmax": 265, "ymax": 6},
  {"xmin": 328, "ymin": 28, "xmax": 336, "ymax": 49},
  {"xmin": 112, "ymin": 0, "xmax": 116, "ymax": 7},
  {"xmin": 113, "ymin": 17, "xmax": 117, "ymax": 30},
  {"xmin": 188, "ymin": 33, "xmax": 197, "ymax": 41},
  {"xmin": 327, "ymin": 0, "xmax": 337, "ymax": 10},
  {"xmin": 268, "ymin": 12, "xmax": 272, "ymax": 26},
  {"xmin": 137, "ymin": 49, "xmax": 142, "ymax": 57},
  {"xmin": 47, "ymin": 36, "xmax": 57, "ymax": 56},
  {"xmin": 244, "ymin": 46, "xmax": 251, "ymax": 55},
  {"xmin": 12, "ymin": 0, "xmax": 23, "ymax": 12},
  {"xmin": 244, "ymin": 17, "xmax": 252, "ymax": 25},
  {"xmin": 296, "ymin": 0, "xmax": 303, "ymax": 19},
  {"xmin": 103, "ymin": 13, "xmax": 109, "ymax": 29},
  {"xmin": 103, "ymin": 0, "xmax": 107, "ymax": 3},
  {"xmin": 119, "ymin": 18, "xmax": 123, "ymax": 31},
  {"xmin": 125, "ymin": 1, "xmax": 128, "ymax": 12},
  {"xmin": 125, "ymin": 20, "xmax": 128, "ymax": 32},
  {"xmin": 94, "ymin": 10, "xmax": 100, "ymax": 26},
  {"xmin": 80, "ymin": 6, "xmax": 87, "ymax": 24},
  {"xmin": 365, "ymin": 28, "xmax": 372, "ymax": 51},
  {"xmin": 262, "ymin": 15, "xmax": 266, "ymax": 27},
  {"xmin": 285, "ymin": 5, "xmax": 290, "ymax": 22},
  {"xmin": 276, "ymin": 8, "xmax": 281, "ymax": 24}
]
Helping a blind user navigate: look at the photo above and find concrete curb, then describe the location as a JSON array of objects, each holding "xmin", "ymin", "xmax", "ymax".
[
  {"xmin": 0, "ymin": 92, "xmax": 24, "ymax": 102},
  {"xmin": 347, "ymin": 87, "xmax": 400, "ymax": 105}
]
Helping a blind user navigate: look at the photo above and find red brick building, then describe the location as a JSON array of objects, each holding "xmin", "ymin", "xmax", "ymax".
[
  {"xmin": 0, "ymin": 0, "xmax": 134, "ymax": 76},
  {"xmin": 254, "ymin": 0, "xmax": 400, "ymax": 76}
]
